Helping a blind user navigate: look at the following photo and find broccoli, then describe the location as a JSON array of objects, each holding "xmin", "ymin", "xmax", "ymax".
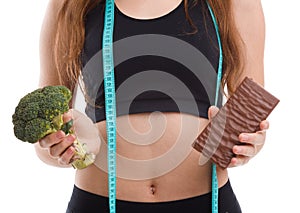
[{"xmin": 12, "ymin": 85, "xmax": 95, "ymax": 169}]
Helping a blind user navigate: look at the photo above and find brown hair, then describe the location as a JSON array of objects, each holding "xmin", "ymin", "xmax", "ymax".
[{"xmin": 54, "ymin": 0, "xmax": 244, "ymax": 95}]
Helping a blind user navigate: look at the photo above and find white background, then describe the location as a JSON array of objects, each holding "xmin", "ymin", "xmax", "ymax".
[{"xmin": 0, "ymin": 0, "xmax": 299, "ymax": 212}]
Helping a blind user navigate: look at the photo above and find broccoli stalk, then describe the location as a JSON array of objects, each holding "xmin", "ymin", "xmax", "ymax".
[
  {"xmin": 52, "ymin": 114, "xmax": 96, "ymax": 170},
  {"xmin": 59, "ymin": 117, "xmax": 96, "ymax": 170},
  {"xmin": 12, "ymin": 85, "xmax": 95, "ymax": 169}
]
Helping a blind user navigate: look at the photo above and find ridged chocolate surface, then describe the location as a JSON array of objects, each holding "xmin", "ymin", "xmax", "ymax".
[{"xmin": 192, "ymin": 77, "xmax": 280, "ymax": 169}]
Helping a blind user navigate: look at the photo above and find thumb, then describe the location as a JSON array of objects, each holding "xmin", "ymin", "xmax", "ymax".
[
  {"xmin": 63, "ymin": 110, "xmax": 73, "ymax": 123},
  {"xmin": 208, "ymin": 106, "xmax": 219, "ymax": 120}
]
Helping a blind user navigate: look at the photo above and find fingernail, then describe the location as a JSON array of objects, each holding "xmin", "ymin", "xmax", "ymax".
[
  {"xmin": 263, "ymin": 122, "xmax": 269, "ymax": 129},
  {"xmin": 67, "ymin": 147, "xmax": 74, "ymax": 155},
  {"xmin": 234, "ymin": 146, "xmax": 242, "ymax": 154},
  {"xmin": 56, "ymin": 131, "xmax": 64, "ymax": 139},
  {"xmin": 231, "ymin": 158, "xmax": 238, "ymax": 166},
  {"xmin": 211, "ymin": 106, "xmax": 219, "ymax": 113},
  {"xmin": 67, "ymin": 135, "xmax": 75, "ymax": 142}
]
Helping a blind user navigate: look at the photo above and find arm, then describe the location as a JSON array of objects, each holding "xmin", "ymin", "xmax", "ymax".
[
  {"xmin": 230, "ymin": 0, "xmax": 268, "ymax": 166},
  {"xmin": 233, "ymin": 0, "xmax": 265, "ymax": 86},
  {"xmin": 35, "ymin": 0, "xmax": 75, "ymax": 168}
]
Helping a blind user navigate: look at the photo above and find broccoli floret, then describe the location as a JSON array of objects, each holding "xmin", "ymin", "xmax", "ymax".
[
  {"xmin": 24, "ymin": 118, "xmax": 55, "ymax": 143},
  {"xmin": 12, "ymin": 86, "xmax": 71, "ymax": 142},
  {"xmin": 12, "ymin": 85, "xmax": 95, "ymax": 169}
]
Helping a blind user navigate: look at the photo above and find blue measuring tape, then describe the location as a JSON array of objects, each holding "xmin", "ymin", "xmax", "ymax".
[
  {"xmin": 102, "ymin": 0, "xmax": 116, "ymax": 212},
  {"xmin": 207, "ymin": 2, "xmax": 223, "ymax": 213},
  {"xmin": 102, "ymin": 1, "xmax": 223, "ymax": 212}
]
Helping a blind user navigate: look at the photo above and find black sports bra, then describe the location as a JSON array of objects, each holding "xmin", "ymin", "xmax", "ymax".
[{"xmin": 81, "ymin": 1, "xmax": 222, "ymax": 123}]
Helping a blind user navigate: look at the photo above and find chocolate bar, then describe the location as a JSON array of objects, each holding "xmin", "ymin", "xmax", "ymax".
[{"xmin": 192, "ymin": 77, "xmax": 280, "ymax": 169}]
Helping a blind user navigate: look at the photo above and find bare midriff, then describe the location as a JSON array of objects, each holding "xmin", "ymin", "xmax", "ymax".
[{"xmin": 75, "ymin": 112, "xmax": 228, "ymax": 202}]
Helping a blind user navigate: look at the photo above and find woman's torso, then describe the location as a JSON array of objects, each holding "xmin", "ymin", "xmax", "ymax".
[{"xmin": 75, "ymin": 0, "xmax": 228, "ymax": 202}]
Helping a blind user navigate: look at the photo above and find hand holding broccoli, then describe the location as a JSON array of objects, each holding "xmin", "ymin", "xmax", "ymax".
[{"xmin": 12, "ymin": 85, "xmax": 99, "ymax": 169}]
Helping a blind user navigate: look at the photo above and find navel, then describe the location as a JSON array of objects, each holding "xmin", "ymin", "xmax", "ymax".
[{"xmin": 150, "ymin": 184, "xmax": 156, "ymax": 195}]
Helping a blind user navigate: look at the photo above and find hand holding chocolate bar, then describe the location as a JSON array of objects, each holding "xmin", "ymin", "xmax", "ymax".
[{"xmin": 192, "ymin": 77, "xmax": 280, "ymax": 169}]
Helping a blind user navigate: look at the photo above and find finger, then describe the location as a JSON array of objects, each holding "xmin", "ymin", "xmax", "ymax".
[
  {"xmin": 239, "ymin": 130, "xmax": 266, "ymax": 146},
  {"xmin": 58, "ymin": 146, "xmax": 76, "ymax": 166},
  {"xmin": 233, "ymin": 145, "xmax": 257, "ymax": 157},
  {"xmin": 228, "ymin": 155, "xmax": 250, "ymax": 167},
  {"xmin": 260, "ymin": 120, "xmax": 269, "ymax": 130},
  {"xmin": 208, "ymin": 106, "xmax": 219, "ymax": 120},
  {"xmin": 48, "ymin": 134, "xmax": 76, "ymax": 158},
  {"xmin": 39, "ymin": 130, "xmax": 65, "ymax": 148}
]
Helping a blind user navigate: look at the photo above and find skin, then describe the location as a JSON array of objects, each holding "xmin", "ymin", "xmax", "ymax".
[{"xmin": 36, "ymin": 0, "xmax": 268, "ymax": 202}]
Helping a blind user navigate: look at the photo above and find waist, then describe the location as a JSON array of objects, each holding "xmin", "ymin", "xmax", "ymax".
[
  {"xmin": 75, "ymin": 112, "xmax": 228, "ymax": 201},
  {"xmin": 68, "ymin": 179, "xmax": 240, "ymax": 213},
  {"xmin": 75, "ymin": 153, "xmax": 228, "ymax": 202}
]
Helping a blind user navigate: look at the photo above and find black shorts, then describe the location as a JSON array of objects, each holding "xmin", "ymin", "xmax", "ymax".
[{"xmin": 66, "ymin": 180, "xmax": 242, "ymax": 213}]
